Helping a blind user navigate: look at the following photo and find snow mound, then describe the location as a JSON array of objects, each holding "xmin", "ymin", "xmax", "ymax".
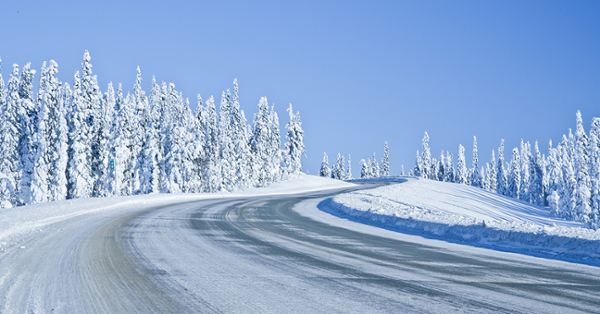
[{"xmin": 323, "ymin": 177, "xmax": 600, "ymax": 265}]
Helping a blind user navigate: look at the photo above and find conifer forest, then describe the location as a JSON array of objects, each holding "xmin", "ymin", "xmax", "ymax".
[{"xmin": 0, "ymin": 51, "xmax": 306, "ymax": 208}]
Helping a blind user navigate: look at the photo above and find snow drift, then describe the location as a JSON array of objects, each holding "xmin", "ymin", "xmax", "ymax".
[{"xmin": 322, "ymin": 177, "xmax": 600, "ymax": 266}]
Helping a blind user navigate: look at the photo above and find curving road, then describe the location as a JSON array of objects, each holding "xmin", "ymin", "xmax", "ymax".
[{"xmin": 2, "ymin": 186, "xmax": 600, "ymax": 313}]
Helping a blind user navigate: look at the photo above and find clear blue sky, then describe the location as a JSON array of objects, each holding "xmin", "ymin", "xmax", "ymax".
[{"xmin": 1, "ymin": 1, "xmax": 599, "ymax": 176}]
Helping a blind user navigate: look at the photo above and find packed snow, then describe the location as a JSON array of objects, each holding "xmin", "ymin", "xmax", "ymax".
[
  {"xmin": 0, "ymin": 174, "xmax": 353, "ymax": 252},
  {"xmin": 323, "ymin": 176, "xmax": 600, "ymax": 266}
]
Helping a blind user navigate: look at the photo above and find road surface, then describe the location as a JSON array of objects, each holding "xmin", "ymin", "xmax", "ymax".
[{"xmin": 2, "ymin": 186, "xmax": 600, "ymax": 313}]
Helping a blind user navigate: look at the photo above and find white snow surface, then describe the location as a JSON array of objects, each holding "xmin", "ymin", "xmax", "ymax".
[
  {"xmin": 0, "ymin": 174, "xmax": 353, "ymax": 251},
  {"xmin": 325, "ymin": 176, "xmax": 600, "ymax": 265}
]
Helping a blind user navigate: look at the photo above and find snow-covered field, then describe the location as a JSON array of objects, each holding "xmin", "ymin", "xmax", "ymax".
[
  {"xmin": 324, "ymin": 176, "xmax": 600, "ymax": 266},
  {"xmin": 0, "ymin": 174, "xmax": 354, "ymax": 252}
]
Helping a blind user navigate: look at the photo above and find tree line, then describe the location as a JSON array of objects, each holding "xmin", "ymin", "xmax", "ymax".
[
  {"xmin": 0, "ymin": 51, "xmax": 306, "ymax": 208},
  {"xmin": 413, "ymin": 111, "xmax": 600, "ymax": 228}
]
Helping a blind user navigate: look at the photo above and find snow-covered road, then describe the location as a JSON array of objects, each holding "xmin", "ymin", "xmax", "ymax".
[{"xmin": 2, "ymin": 184, "xmax": 600, "ymax": 313}]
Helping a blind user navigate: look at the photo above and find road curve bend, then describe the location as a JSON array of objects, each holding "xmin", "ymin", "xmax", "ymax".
[{"xmin": 2, "ymin": 187, "xmax": 600, "ymax": 313}]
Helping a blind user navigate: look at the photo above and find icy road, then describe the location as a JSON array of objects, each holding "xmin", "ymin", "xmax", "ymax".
[{"xmin": 2, "ymin": 185, "xmax": 600, "ymax": 313}]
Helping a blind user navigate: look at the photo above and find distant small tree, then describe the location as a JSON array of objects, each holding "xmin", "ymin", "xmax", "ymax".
[
  {"xmin": 380, "ymin": 142, "xmax": 389, "ymax": 176},
  {"xmin": 319, "ymin": 152, "xmax": 331, "ymax": 178}
]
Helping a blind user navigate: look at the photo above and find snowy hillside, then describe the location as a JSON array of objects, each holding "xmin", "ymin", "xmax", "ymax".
[{"xmin": 323, "ymin": 177, "xmax": 600, "ymax": 265}]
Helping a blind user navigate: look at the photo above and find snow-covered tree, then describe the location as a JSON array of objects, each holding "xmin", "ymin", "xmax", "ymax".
[
  {"xmin": 284, "ymin": 104, "xmax": 306, "ymax": 175},
  {"xmin": 320, "ymin": 152, "xmax": 331, "ymax": 178},
  {"xmin": 267, "ymin": 105, "xmax": 283, "ymax": 183},
  {"xmin": 0, "ymin": 61, "xmax": 21, "ymax": 207},
  {"xmin": 250, "ymin": 97, "xmax": 273, "ymax": 187},
  {"xmin": 230, "ymin": 81, "xmax": 252, "ymax": 187},
  {"xmin": 430, "ymin": 157, "xmax": 439, "ymax": 181},
  {"xmin": 573, "ymin": 111, "xmax": 592, "ymax": 222},
  {"xmin": 17, "ymin": 63, "xmax": 37, "ymax": 204},
  {"xmin": 161, "ymin": 84, "xmax": 187, "ymax": 193},
  {"xmin": 471, "ymin": 136, "xmax": 480, "ymax": 188},
  {"xmin": 138, "ymin": 77, "xmax": 161, "ymax": 194},
  {"xmin": 529, "ymin": 141, "xmax": 545, "ymax": 206},
  {"xmin": 496, "ymin": 140, "xmax": 508, "ymax": 196},
  {"xmin": 560, "ymin": 134, "xmax": 577, "ymax": 220},
  {"xmin": 444, "ymin": 151, "xmax": 454, "ymax": 182},
  {"xmin": 437, "ymin": 151, "xmax": 445, "ymax": 181},
  {"xmin": 519, "ymin": 140, "xmax": 531, "ymax": 202},
  {"xmin": 32, "ymin": 60, "xmax": 68, "ymax": 202},
  {"xmin": 346, "ymin": 154, "xmax": 352, "ymax": 179},
  {"xmin": 380, "ymin": 141, "xmax": 389, "ymax": 177},
  {"xmin": 331, "ymin": 153, "xmax": 345, "ymax": 180},
  {"xmin": 488, "ymin": 150, "xmax": 497, "ymax": 193},
  {"xmin": 421, "ymin": 132, "xmax": 431, "ymax": 179},
  {"xmin": 588, "ymin": 118, "xmax": 600, "ymax": 226},
  {"xmin": 218, "ymin": 90, "xmax": 236, "ymax": 191},
  {"xmin": 369, "ymin": 153, "xmax": 380, "ymax": 178},
  {"xmin": 546, "ymin": 140, "xmax": 563, "ymax": 216},
  {"xmin": 203, "ymin": 95, "xmax": 221, "ymax": 192},
  {"xmin": 508, "ymin": 148, "xmax": 521, "ymax": 199},
  {"xmin": 456, "ymin": 144, "xmax": 467, "ymax": 184},
  {"xmin": 360, "ymin": 159, "xmax": 368, "ymax": 178},
  {"xmin": 414, "ymin": 151, "xmax": 422, "ymax": 178}
]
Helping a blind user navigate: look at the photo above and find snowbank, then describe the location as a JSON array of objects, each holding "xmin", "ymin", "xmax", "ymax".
[
  {"xmin": 0, "ymin": 174, "xmax": 354, "ymax": 250},
  {"xmin": 323, "ymin": 177, "xmax": 600, "ymax": 265}
]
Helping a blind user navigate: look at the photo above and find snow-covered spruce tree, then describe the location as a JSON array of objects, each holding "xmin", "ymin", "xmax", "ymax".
[
  {"xmin": 320, "ymin": 152, "xmax": 331, "ymax": 178},
  {"xmin": 180, "ymin": 97, "xmax": 201, "ymax": 193},
  {"xmin": 161, "ymin": 84, "xmax": 187, "ymax": 193},
  {"xmin": 573, "ymin": 110, "xmax": 592, "ymax": 223},
  {"xmin": 346, "ymin": 154, "xmax": 352, "ymax": 179},
  {"xmin": 414, "ymin": 151, "xmax": 422, "ymax": 178},
  {"xmin": 33, "ymin": 60, "xmax": 68, "ymax": 202},
  {"xmin": 107, "ymin": 83, "xmax": 134, "ymax": 196},
  {"xmin": 546, "ymin": 141, "xmax": 563, "ymax": 216},
  {"xmin": 78, "ymin": 51, "xmax": 105, "ymax": 198},
  {"xmin": 519, "ymin": 140, "xmax": 531, "ymax": 202},
  {"xmin": 529, "ymin": 141, "xmax": 545, "ymax": 206},
  {"xmin": 508, "ymin": 147, "xmax": 521, "ymax": 199},
  {"xmin": 138, "ymin": 77, "xmax": 162, "ymax": 194},
  {"xmin": 218, "ymin": 90, "xmax": 236, "ymax": 191},
  {"xmin": 471, "ymin": 136, "xmax": 480, "ymax": 188},
  {"xmin": 421, "ymin": 132, "xmax": 431, "ymax": 179},
  {"xmin": 249, "ymin": 97, "xmax": 273, "ymax": 187},
  {"xmin": 104, "ymin": 82, "xmax": 117, "ymax": 195},
  {"xmin": 15, "ymin": 63, "xmax": 37, "ymax": 205},
  {"xmin": 203, "ymin": 95, "xmax": 222, "ymax": 192},
  {"xmin": 268, "ymin": 105, "xmax": 283, "ymax": 183},
  {"xmin": 483, "ymin": 163, "xmax": 491, "ymax": 191},
  {"xmin": 589, "ymin": 118, "xmax": 600, "ymax": 227},
  {"xmin": 332, "ymin": 153, "xmax": 345, "ymax": 180},
  {"xmin": 284, "ymin": 103, "xmax": 306, "ymax": 175},
  {"xmin": 369, "ymin": 153, "xmax": 380, "ymax": 178},
  {"xmin": 444, "ymin": 151, "xmax": 454, "ymax": 182},
  {"xmin": 380, "ymin": 141, "xmax": 389, "ymax": 177},
  {"xmin": 0, "ymin": 60, "xmax": 21, "ymax": 207},
  {"xmin": 430, "ymin": 157, "xmax": 438, "ymax": 181},
  {"xmin": 15, "ymin": 63, "xmax": 40, "ymax": 205},
  {"xmin": 496, "ymin": 140, "xmax": 508, "ymax": 196},
  {"xmin": 488, "ymin": 150, "xmax": 497, "ymax": 193},
  {"xmin": 30, "ymin": 61, "xmax": 52, "ymax": 203},
  {"xmin": 438, "ymin": 151, "xmax": 445, "ymax": 182},
  {"xmin": 360, "ymin": 159, "xmax": 368, "ymax": 178},
  {"xmin": 181, "ymin": 94, "xmax": 205, "ymax": 193},
  {"xmin": 401, "ymin": 164, "xmax": 405, "ymax": 176},
  {"xmin": 456, "ymin": 144, "xmax": 467, "ymax": 184},
  {"xmin": 66, "ymin": 74, "xmax": 91, "ymax": 198},
  {"xmin": 230, "ymin": 80, "xmax": 252, "ymax": 186},
  {"xmin": 559, "ymin": 134, "xmax": 577, "ymax": 219}
]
